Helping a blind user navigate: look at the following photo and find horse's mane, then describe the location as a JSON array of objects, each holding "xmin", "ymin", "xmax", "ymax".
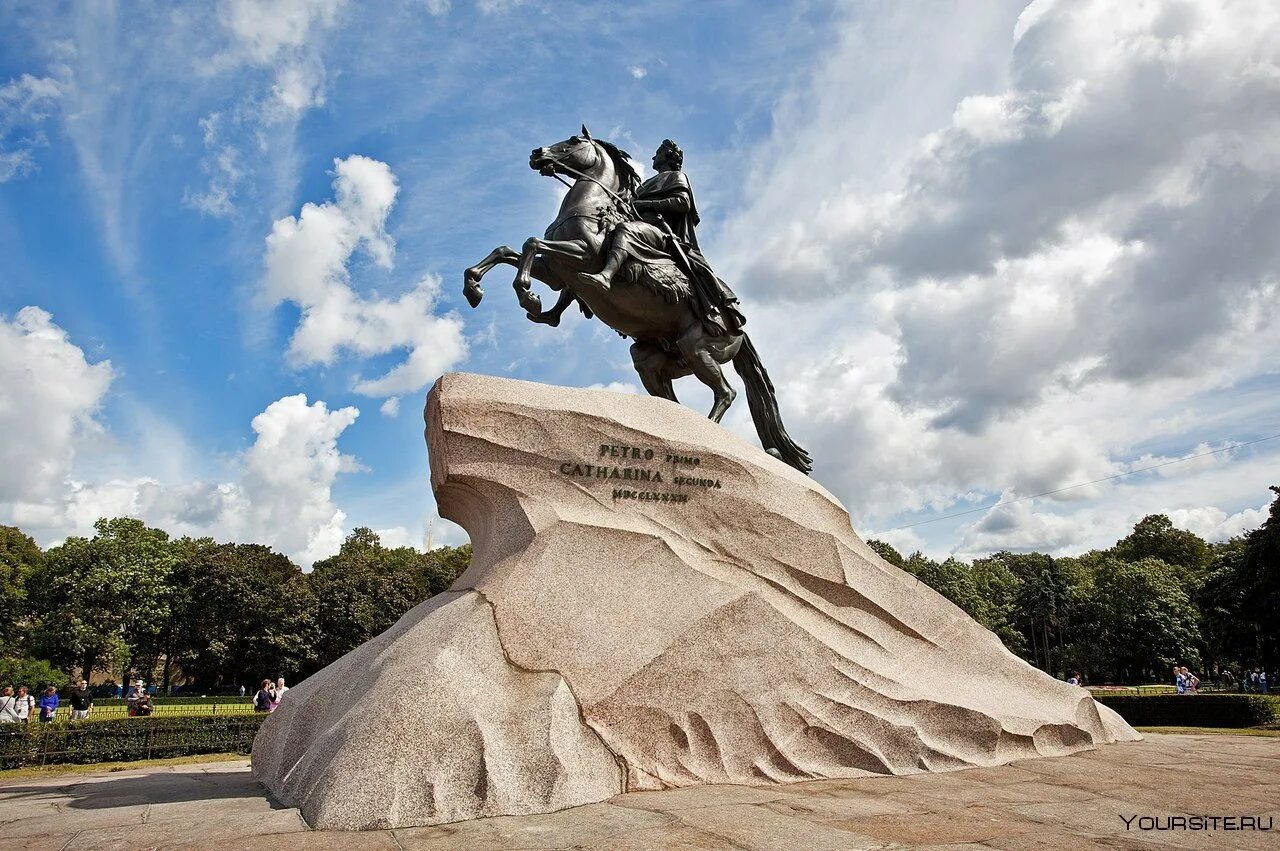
[{"xmin": 596, "ymin": 139, "xmax": 642, "ymax": 197}]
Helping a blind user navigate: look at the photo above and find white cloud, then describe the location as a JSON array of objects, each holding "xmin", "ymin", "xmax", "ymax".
[
  {"xmin": 379, "ymin": 397, "xmax": 401, "ymax": 417},
  {"xmin": 423, "ymin": 0, "xmax": 450, "ymax": 16},
  {"xmin": 1168, "ymin": 503, "xmax": 1270, "ymax": 542},
  {"xmin": 585, "ymin": 381, "xmax": 642, "ymax": 395},
  {"xmin": 216, "ymin": 0, "xmax": 344, "ymax": 119},
  {"xmin": 262, "ymin": 154, "xmax": 468, "ymax": 398},
  {"xmin": 239, "ymin": 393, "xmax": 361, "ymax": 566},
  {"xmin": 476, "ymin": 0, "xmax": 524, "ymax": 15},
  {"xmin": 715, "ymin": 0, "xmax": 1280, "ymax": 555},
  {"xmin": 0, "ymin": 309, "xmax": 365, "ymax": 566},
  {"xmin": 373, "ymin": 526, "xmax": 417, "ymax": 548},
  {"xmin": 183, "ymin": 113, "xmax": 244, "ymax": 217},
  {"xmin": 628, "ymin": 65, "xmax": 647, "ymax": 80},
  {"xmin": 7, "ymin": 393, "xmax": 362, "ymax": 569},
  {"xmin": 0, "ymin": 73, "xmax": 63, "ymax": 182},
  {"xmin": 0, "ymin": 307, "xmax": 113, "ymax": 502}
]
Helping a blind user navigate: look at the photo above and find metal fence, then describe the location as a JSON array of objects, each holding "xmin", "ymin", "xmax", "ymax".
[{"xmin": 52, "ymin": 702, "xmax": 256, "ymax": 720}]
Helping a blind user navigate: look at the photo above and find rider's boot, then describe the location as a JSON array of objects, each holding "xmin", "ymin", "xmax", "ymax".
[{"xmin": 579, "ymin": 248, "xmax": 625, "ymax": 290}]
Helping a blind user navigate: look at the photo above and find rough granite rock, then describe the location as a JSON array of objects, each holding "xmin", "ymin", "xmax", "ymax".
[{"xmin": 252, "ymin": 372, "xmax": 1139, "ymax": 830}]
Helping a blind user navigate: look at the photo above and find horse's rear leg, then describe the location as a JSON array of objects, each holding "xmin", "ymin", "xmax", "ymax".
[
  {"xmin": 678, "ymin": 330, "xmax": 737, "ymax": 422},
  {"xmin": 631, "ymin": 341, "xmax": 680, "ymax": 403}
]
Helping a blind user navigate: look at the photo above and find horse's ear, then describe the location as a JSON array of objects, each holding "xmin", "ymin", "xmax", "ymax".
[{"xmin": 580, "ymin": 124, "xmax": 592, "ymax": 140}]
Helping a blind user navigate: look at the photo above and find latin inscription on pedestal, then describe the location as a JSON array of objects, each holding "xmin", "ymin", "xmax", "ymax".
[{"xmin": 557, "ymin": 443, "xmax": 723, "ymax": 504}]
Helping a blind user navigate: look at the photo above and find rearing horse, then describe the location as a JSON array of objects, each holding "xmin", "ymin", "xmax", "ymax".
[{"xmin": 463, "ymin": 128, "xmax": 812, "ymax": 474}]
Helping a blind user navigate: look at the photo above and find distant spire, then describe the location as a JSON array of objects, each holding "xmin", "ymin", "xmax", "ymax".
[{"xmin": 425, "ymin": 519, "xmax": 435, "ymax": 551}]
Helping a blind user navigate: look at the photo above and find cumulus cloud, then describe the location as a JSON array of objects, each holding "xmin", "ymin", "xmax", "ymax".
[
  {"xmin": 716, "ymin": 0, "xmax": 1280, "ymax": 554},
  {"xmin": 262, "ymin": 154, "xmax": 468, "ymax": 398},
  {"xmin": 237, "ymin": 394, "xmax": 362, "ymax": 565},
  {"xmin": 7, "ymin": 393, "xmax": 362, "ymax": 568},
  {"xmin": 0, "ymin": 73, "xmax": 63, "ymax": 182},
  {"xmin": 0, "ymin": 307, "xmax": 113, "ymax": 502},
  {"xmin": 0, "ymin": 307, "xmax": 368, "ymax": 567}
]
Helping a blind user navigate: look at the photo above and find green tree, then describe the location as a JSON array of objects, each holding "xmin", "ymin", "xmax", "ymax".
[
  {"xmin": 0, "ymin": 525, "xmax": 42, "ymax": 654},
  {"xmin": 903, "ymin": 553, "xmax": 981, "ymax": 615},
  {"xmin": 28, "ymin": 518, "xmax": 177, "ymax": 681},
  {"xmin": 1113, "ymin": 514, "xmax": 1211, "ymax": 581},
  {"xmin": 967, "ymin": 555, "xmax": 1024, "ymax": 654},
  {"xmin": 168, "ymin": 539, "xmax": 316, "ymax": 690},
  {"xmin": 1198, "ymin": 487, "xmax": 1280, "ymax": 671},
  {"xmin": 1002, "ymin": 553, "xmax": 1071, "ymax": 676},
  {"xmin": 866, "ymin": 539, "xmax": 905, "ymax": 569},
  {"xmin": 1197, "ymin": 536, "xmax": 1250, "ymax": 673},
  {"xmin": 1071, "ymin": 556, "xmax": 1201, "ymax": 681},
  {"xmin": 419, "ymin": 544, "xmax": 471, "ymax": 595},
  {"xmin": 308, "ymin": 528, "xmax": 432, "ymax": 672}
]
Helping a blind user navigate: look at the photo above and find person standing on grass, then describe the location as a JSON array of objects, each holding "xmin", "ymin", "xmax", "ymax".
[
  {"xmin": 37, "ymin": 686, "xmax": 58, "ymax": 723},
  {"xmin": 253, "ymin": 679, "xmax": 274, "ymax": 713},
  {"xmin": 1262, "ymin": 671, "xmax": 1269, "ymax": 693},
  {"xmin": 134, "ymin": 691, "xmax": 154, "ymax": 716},
  {"xmin": 1174, "ymin": 666, "xmax": 1186, "ymax": 694},
  {"xmin": 68, "ymin": 679, "xmax": 93, "ymax": 721},
  {"xmin": 14, "ymin": 686, "xmax": 34, "ymax": 723},
  {"xmin": 0, "ymin": 686, "xmax": 19, "ymax": 723},
  {"xmin": 271, "ymin": 677, "xmax": 289, "ymax": 711}
]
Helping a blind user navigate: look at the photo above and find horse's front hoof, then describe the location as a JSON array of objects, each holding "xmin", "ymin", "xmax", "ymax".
[
  {"xmin": 463, "ymin": 279, "xmax": 484, "ymax": 308},
  {"xmin": 527, "ymin": 311, "xmax": 561, "ymax": 327}
]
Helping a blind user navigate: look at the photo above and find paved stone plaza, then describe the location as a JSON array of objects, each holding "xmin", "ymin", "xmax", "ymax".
[{"xmin": 1, "ymin": 733, "xmax": 1276, "ymax": 849}]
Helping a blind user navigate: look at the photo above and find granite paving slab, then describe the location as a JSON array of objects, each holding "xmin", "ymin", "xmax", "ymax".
[{"xmin": 0, "ymin": 734, "xmax": 1275, "ymax": 849}]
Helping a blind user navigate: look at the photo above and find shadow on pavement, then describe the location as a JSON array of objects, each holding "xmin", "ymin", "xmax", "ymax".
[{"xmin": 0, "ymin": 769, "xmax": 292, "ymax": 811}]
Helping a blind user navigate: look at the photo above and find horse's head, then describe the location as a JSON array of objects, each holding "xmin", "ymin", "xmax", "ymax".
[{"xmin": 529, "ymin": 125, "xmax": 601, "ymax": 178}]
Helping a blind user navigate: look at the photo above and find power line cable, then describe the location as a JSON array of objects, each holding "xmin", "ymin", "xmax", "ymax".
[{"xmin": 889, "ymin": 432, "xmax": 1280, "ymax": 531}]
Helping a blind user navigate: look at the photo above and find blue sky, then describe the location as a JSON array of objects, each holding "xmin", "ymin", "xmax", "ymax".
[{"xmin": 3, "ymin": 0, "xmax": 1279, "ymax": 565}]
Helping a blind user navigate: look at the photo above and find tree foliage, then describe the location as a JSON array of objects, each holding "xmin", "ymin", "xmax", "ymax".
[
  {"xmin": 865, "ymin": 487, "xmax": 1280, "ymax": 682},
  {"xmin": 0, "ymin": 526, "xmax": 42, "ymax": 654},
  {"xmin": 4, "ymin": 488, "xmax": 1277, "ymax": 690},
  {"xmin": 7, "ymin": 518, "xmax": 471, "ymax": 691}
]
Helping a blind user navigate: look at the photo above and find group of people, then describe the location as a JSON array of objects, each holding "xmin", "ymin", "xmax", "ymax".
[
  {"xmin": 0, "ymin": 679, "xmax": 94, "ymax": 723},
  {"xmin": 1220, "ymin": 668, "xmax": 1271, "ymax": 693},
  {"xmin": 1173, "ymin": 666, "xmax": 1201, "ymax": 694},
  {"xmin": 253, "ymin": 677, "xmax": 289, "ymax": 713}
]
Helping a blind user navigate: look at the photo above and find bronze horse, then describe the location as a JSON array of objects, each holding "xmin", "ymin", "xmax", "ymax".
[{"xmin": 462, "ymin": 128, "xmax": 811, "ymax": 474}]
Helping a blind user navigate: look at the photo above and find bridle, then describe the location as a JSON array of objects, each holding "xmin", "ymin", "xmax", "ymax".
[{"xmin": 537, "ymin": 140, "xmax": 638, "ymax": 218}]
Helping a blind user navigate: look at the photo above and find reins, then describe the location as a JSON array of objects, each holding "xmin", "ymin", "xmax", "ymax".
[{"xmin": 539, "ymin": 142, "xmax": 638, "ymax": 218}]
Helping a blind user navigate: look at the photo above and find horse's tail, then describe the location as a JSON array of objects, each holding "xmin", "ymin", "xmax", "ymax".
[{"xmin": 732, "ymin": 333, "xmax": 812, "ymax": 474}]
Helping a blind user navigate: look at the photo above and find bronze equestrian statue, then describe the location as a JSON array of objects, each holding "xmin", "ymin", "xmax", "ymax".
[{"xmin": 462, "ymin": 127, "xmax": 812, "ymax": 474}]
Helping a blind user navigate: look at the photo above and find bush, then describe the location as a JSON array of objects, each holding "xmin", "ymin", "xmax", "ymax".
[
  {"xmin": 1094, "ymin": 693, "xmax": 1280, "ymax": 728},
  {"xmin": 0, "ymin": 714, "xmax": 268, "ymax": 769},
  {"xmin": 0, "ymin": 657, "xmax": 65, "ymax": 691}
]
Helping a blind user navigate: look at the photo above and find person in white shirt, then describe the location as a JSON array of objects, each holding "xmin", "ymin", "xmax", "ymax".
[
  {"xmin": 13, "ymin": 686, "xmax": 34, "ymax": 722},
  {"xmin": 0, "ymin": 686, "xmax": 20, "ymax": 723}
]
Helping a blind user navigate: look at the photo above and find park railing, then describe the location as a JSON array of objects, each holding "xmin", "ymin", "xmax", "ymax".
[
  {"xmin": 0, "ymin": 714, "xmax": 268, "ymax": 769},
  {"xmin": 59, "ymin": 701, "xmax": 256, "ymax": 720}
]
